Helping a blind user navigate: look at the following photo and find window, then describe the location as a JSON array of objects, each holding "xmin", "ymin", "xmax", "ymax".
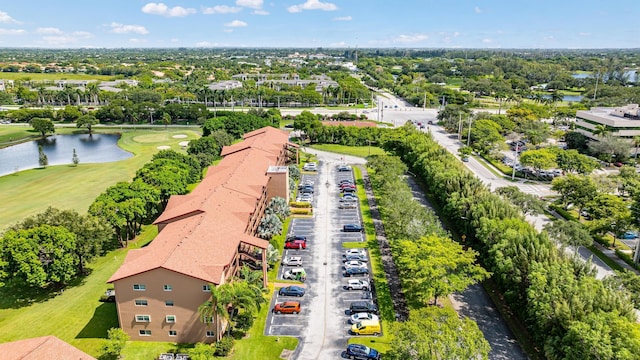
[
  {"xmin": 135, "ymin": 315, "xmax": 151, "ymax": 322},
  {"xmin": 133, "ymin": 284, "xmax": 146, "ymax": 291},
  {"xmin": 163, "ymin": 284, "xmax": 172, "ymax": 291},
  {"xmin": 139, "ymin": 330, "xmax": 151, "ymax": 336},
  {"xmin": 166, "ymin": 315, "xmax": 176, "ymax": 323},
  {"xmin": 202, "ymin": 284, "xmax": 211, "ymax": 292},
  {"xmin": 202, "ymin": 316, "xmax": 213, "ymax": 324},
  {"xmin": 165, "ymin": 300, "xmax": 174, "ymax": 307},
  {"xmin": 134, "ymin": 299, "xmax": 148, "ymax": 306},
  {"xmin": 206, "ymin": 331, "xmax": 215, "ymax": 337},
  {"xmin": 168, "ymin": 330, "xmax": 177, "ymax": 337}
]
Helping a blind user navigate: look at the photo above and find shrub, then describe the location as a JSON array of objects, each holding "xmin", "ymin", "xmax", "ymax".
[
  {"xmin": 234, "ymin": 311, "xmax": 254, "ymax": 332},
  {"xmin": 291, "ymin": 208, "xmax": 312, "ymax": 215},
  {"xmin": 214, "ymin": 335, "xmax": 235, "ymax": 357},
  {"xmin": 289, "ymin": 201, "xmax": 311, "ymax": 208}
]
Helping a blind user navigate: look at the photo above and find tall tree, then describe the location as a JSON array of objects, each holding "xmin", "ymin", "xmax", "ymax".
[
  {"xmin": 38, "ymin": 145, "xmax": 48, "ymax": 168},
  {"xmin": 393, "ymin": 235, "xmax": 489, "ymax": 306},
  {"xmin": 551, "ymin": 174, "xmax": 597, "ymax": 216},
  {"xmin": 388, "ymin": 306, "xmax": 490, "ymax": 360},
  {"xmin": 76, "ymin": 114, "xmax": 98, "ymax": 134},
  {"xmin": 31, "ymin": 117, "xmax": 55, "ymax": 137}
]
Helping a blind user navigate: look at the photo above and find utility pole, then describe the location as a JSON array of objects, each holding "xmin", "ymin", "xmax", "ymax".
[
  {"xmin": 423, "ymin": 92, "xmax": 427, "ymax": 111},
  {"xmin": 458, "ymin": 113, "xmax": 463, "ymax": 141},
  {"xmin": 467, "ymin": 115, "xmax": 473, "ymax": 147}
]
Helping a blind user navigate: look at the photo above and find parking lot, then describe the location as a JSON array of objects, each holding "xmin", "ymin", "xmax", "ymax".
[{"xmin": 265, "ymin": 160, "xmax": 379, "ymax": 359}]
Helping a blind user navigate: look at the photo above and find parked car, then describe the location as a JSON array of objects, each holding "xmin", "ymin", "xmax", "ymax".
[
  {"xmin": 340, "ymin": 197, "xmax": 358, "ymax": 203},
  {"xmin": 461, "ymin": 156, "xmax": 469, "ymax": 162},
  {"xmin": 287, "ymin": 235, "xmax": 307, "ymax": 242},
  {"xmin": 282, "ymin": 256, "xmax": 303, "ymax": 266},
  {"xmin": 337, "ymin": 164, "xmax": 352, "ymax": 172},
  {"xmin": 284, "ymin": 240, "xmax": 307, "ymax": 249},
  {"xmin": 272, "ymin": 301, "xmax": 301, "ymax": 314},
  {"xmin": 99, "ymin": 289, "xmax": 116, "ymax": 302},
  {"xmin": 338, "ymin": 202, "xmax": 357, "ymax": 209},
  {"xmin": 340, "ymin": 183, "xmax": 356, "ymax": 189},
  {"xmin": 342, "ymin": 187, "xmax": 356, "ymax": 194},
  {"xmin": 299, "ymin": 186, "xmax": 314, "ymax": 194},
  {"xmin": 349, "ymin": 301, "xmax": 378, "ymax": 314},
  {"xmin": 345, "ymin": 249, "xmax": 367, "ymax": 257},
  {"xmin": 339, "ymin": 179, "xmax": 355, "ymax": 186},
  {"xmin": 623, "ymin": 231, "xmax": 639, "ymax": 239},
  {"xmin": 345, "ymin": 344, "xmax": 380, "ymax": 360},
  {"xmin": 344, "ymin": 260, "xmax": 367, "ymax": 269},
  {"xmin": 278, "ymin": 285, "xmax": 305, "ymax": 297},
  {"xmin": 296, "ymin": 194, "xmax": 313, "ymax": 203},
  {"xmin": 343, "ymin": 224, "xmax": 364, "ymax": 232},
  {"xmin": 350, "ymin": 319, "xmax": 381, "ymax": 335},
  {"xmin": 345, "ymin": 279, "xmax": 370, "ymax": 290},
  {"xmin": 343, "ymin": 267, "xmax": 369, "ymax": 277},
  {"xmin": 303, "ymin": 162, "xmax": 317, "ymax": 171},
  {"xmin": 350, "ymin": 312, "xmax": 379, "ymax": 324},
  {"xmin": 343, "ymin": 254, "xmax": 368, "ymax": 262},
  {"xmin": 283, "ymin": 268, "xmax": 306, "ymax": 280}
]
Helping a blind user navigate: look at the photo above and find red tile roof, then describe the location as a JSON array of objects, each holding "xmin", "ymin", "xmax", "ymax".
[
  {"xmin": 108, "ymin": 126, "xmax": 289, "ymax": 284},
  {"xmin": 0, "ymin": 336, "xmax": 96, "ymax": 360}
]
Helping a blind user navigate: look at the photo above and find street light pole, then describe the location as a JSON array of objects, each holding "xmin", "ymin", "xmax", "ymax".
[{"xmin": 466, "ymin": 115, "xmax": 472, "ymax": 147}]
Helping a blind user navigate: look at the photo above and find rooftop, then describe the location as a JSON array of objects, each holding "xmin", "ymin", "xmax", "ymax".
[
  {"xmin": 0, "ymin": 336, "xmax": 96, "ymax": 360},
  {"xmin": 108, "ymin": 126, "xmax": 291, "ymax": 285}
]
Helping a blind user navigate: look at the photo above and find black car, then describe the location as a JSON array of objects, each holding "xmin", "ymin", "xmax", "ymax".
[
  {"xmin": 278, "ymin": 285, "xmax": 305, "ymax": 297},
  {"xmin": 299, "ymin": 186, "xmax": 314, "ymax": 194},
  {"xmin": 342, "ymin": 187, "xmax": 356, "ymax": 193},
  {"xmin": 343, "ymin": 224, "xmax": 364, "ymax": 232},
  {"xmin": 345, "ymin": 344, "xmax": 380, "ymax": 360},
  {"xmin": 343, "ymin": 254, "xmax": 368, "ymax": 262},
  {"xmin": 344, "ymin": 267, "xmax": 369, "ymax": 277},
  {"xmin": 349, "ymin": 301, "xmax": 378, "ymax": 314}
]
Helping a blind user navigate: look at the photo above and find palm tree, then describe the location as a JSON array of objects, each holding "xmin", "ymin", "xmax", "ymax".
[
  {"xmin": 198, "ymin": 283, "xmax": 233, "ymax": 340},
  {"xmin": 592, "ymin": 124, "xmax": 610, "ymax": 138}
]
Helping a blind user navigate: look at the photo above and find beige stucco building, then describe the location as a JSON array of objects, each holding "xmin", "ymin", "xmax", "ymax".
[
  {"xmin": 575, "ymin": 104, "xmax": 640, "ymax": 141},
  {"xmin": 108, "ymin": 126, "xmax": 297, "ymax": 343}
]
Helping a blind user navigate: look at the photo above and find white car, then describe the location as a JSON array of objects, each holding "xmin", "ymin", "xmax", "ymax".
[
  {"xmin": 303, "ymin": 162, "xmax": 317, "ymax": 171},
  {"xmin": 338, "ymin": 202, "xmax": 357, "ymax": 209},
  {"xmin": 339, "ymin": 196, "xmax": 358, "ymax": 203},
  {"xmin": 344, "ymin": 260, "xmax": 367, "ymax": 269},
  {"xmin": 345, "ymin": 279, "xmax": 369, "ymax": 290},
  {"xmin": 297, "ymin": 194, "xmax": 313, "ymax": 203},
  {"xmin": 344, "ymin": 249, "xmax": 366, "ymax": 257},
  {"xmin": 283, "ymin": 267, "xmax": 306, "ymax": 280},
  {"xmin": 349, "ymin": 312, "xmax": 379, "ymax": 324},
  {"xmin": 282, "ymin": 256, "xmax": 302, "ymax": 266}
]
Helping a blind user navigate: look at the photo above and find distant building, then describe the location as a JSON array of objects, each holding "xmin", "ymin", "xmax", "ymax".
[
  {"xmin": 0, "ymin": 336, "xmax": 96, "ymax": 360},
  {"xmin": 208, "ymin": 80, "xmax": 242, "ymax": 91},
  {"xmin": 575, "ymin": 104, "xmax": 640, "ymax": 140},
  {"xmin": 108, "ymin": 127, "xmax": 298, "ymax": 343}
]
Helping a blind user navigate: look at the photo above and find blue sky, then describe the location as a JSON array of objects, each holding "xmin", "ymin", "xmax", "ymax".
[{"xmin": 0, "ymin": 1, "xmax": 638, "ymax": 48}]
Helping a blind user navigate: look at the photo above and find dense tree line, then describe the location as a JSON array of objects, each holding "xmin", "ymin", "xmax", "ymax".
[
  {"xmin": 366, "ymin": 154, "xmax": 490, "ymax": 358},
  {"xmin": 380, "ymin": 125, "xmax": 640, "ymax": 359}
]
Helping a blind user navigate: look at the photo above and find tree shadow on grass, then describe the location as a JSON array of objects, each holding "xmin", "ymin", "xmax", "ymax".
[
  {"xmin": 0, "ymin": 275, "xmax": 87, "ymax": 310},
  {"xmin": 76, "ymin": 302, "xmax": 119, "ymax": 339}
]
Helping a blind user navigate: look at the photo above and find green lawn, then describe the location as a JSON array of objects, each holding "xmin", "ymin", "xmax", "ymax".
[
  {"xmin": 347, "ymin": 167, "xmax": 394, "ymax": 354},
  {"xmin": 0, "ymin": 225, "xmax": 157, "ymax": 356},
  {"xmin": 0, "ymin": 127, "xmax": 201, "ymax": 230},
  {"xmin": 310, "ymin": 144, "xmax": 386, "ymax": 158}
]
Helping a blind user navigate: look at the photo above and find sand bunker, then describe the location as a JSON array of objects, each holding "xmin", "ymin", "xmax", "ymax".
[
  {"xmin": 157, "ymin": 145, "xmax": 171, "ymax": 150},
  {"xmin": 178, "ymin": 141, "xmax": 190, "ymax": 147},
  {"xmin": 172, "ymin": 134, "xmax": 188, "ymax": 139}
]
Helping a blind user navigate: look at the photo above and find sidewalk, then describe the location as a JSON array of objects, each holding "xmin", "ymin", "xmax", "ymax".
[{"xmin": 592, "ymin": 242, "xmax": 640, "ymax": 274}]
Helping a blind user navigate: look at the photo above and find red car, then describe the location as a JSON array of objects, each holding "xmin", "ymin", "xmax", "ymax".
[
  {"xmin": 272, "ymin": 301, "xmax": 301, "ymax": 314},
  {"xmin": 284, "ymin": 239, "xmax": 307, "ymax": 249}
]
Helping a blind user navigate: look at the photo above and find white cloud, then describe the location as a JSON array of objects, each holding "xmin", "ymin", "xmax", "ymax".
[
  {"xmin": 36, "ymin": 27, "xmax": 63, "ymax": 35},
  {"xmin": 141, "ymin": 2, "xmax": 196, "ymax": 17},
  {"xmin": 109, "ymin": 22, "xmax": 149, "ymax": 35},
  {"xmin": 42, "ymin": 32, "xmax": 93, "ymax": 46},
  {"xmin": 453, "ymin": 31, "xmax": 460, "ymax": 37},
  {"xmin": 288, "ymin": 0, "xmax": 337, "ymax": 13},
  {"xmin": 225, "ymin": 20, "xmax": 248, "ymax": 27},
  {"xmin": 482, "ymin": 38, "xmax": 493, "ymax": 43},
  {"xmin": 0, "ymin": 11, "xmax": 19, "ymax": 24},
  {"xmin": 203, "ymin": 5, "xmax": 242, "ymax": 14},
  {"xmin": 394, "ymin": 34, "xmax": 428, "ymax": 43},
  {"xmin": 224, "ymin": 29, "xmax": 233, "ymax": 33},
  {"xmin": 0, "ymin": 28, "xmax": 26, "ymax": 35},
  {"xmin": 236, "ymin": 0, "xmax": 263, "ymax": 9},
  {"xmin": 333, "ymin": 16, "xmax": 352, "ymax": 21},
  {"xmin": 253, "ymin": 9, "xmax": 269, "ymax": 15},
  {"xmin": 330, "ymin": 41, "xmax": 347, "ymax": 47},
  {"xmin": 170, "ymin": 38, "xmax": 179, "ymax": 42},
  {"xmin": 578, "ymin": 32, "xmax": 591, "ymax": 36},
  {"xmin": 474, "ymin": 6, "xmax": 483, "ymax": 13},
  {"xmin": 196, "ymin": 41, "xmax": 219, "ymax": 47},
  {"xmin": 543, "ymin": 35, "xmax": 555, "ymax": 41},
  {"xmin": 129, "ymin": 38, "xmax": 147, "ymax": 44}
]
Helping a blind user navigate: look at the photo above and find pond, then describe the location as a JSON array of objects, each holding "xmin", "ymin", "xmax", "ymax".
[
  {"xmin": 572, "ymin": 70, "xmax": 637, "ymax": 83},
  {"xmin": 0, "ymin": 133, "xmax": 132, "ymax": 177},
  {"xmin": 542, "ymin": 94, "xmax": 584, "ymax": 102}
]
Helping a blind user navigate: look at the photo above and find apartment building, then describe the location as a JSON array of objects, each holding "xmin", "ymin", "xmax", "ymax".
[
  {"xmin": 575, "ymin": 104, "xmax": 640, "ymax": 140},
  {"xmin": 108, "ymin": 126, "xmax": 297, "ymax": 343}
]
